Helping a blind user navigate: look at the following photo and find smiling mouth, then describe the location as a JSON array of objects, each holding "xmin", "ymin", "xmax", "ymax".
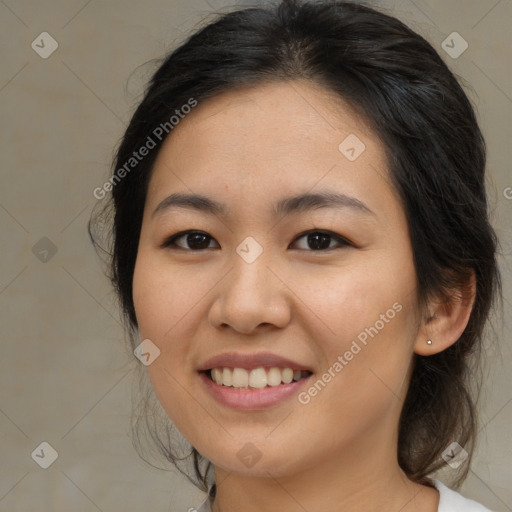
[{"xmin": 205, "ymin": 367, "xmax": 313, "ymax": 389}]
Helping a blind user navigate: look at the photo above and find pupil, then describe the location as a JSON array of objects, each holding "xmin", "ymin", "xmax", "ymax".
[
  {"xmin": 188, "ymin": 233, "xmax": 210, "ymax": 250},
  {"xmin": 308, "ymin": 233, "xmax": 330, "ymax": 250}
]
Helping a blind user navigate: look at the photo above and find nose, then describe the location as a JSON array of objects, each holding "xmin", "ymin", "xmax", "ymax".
[{"xmin": 208, "ymin": 252, "xmax": 291, "ymax": 335}]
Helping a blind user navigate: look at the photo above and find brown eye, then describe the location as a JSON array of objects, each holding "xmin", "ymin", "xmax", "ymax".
[
  {"xmin": 290, "ymin": 230, "xmax": 351, "ymax": 251},
  {"xmin": 161, "ymin": 231, "xmax": 219, "ymax": 250}
]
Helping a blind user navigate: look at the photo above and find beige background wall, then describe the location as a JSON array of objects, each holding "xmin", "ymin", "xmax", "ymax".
[{"xmin": 0, "ymin": 0, "xmax": 510, "ymax": 510}]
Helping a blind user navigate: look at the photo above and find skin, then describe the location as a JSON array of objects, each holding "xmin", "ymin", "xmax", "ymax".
[{"xmin": 132, "ymin": 80, "xmax": 474, "ymax": 512}]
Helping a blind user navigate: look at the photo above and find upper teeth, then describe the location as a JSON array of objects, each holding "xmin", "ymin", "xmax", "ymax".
[{"xmin": 210, "ymin": 367, "xmax": 308, "ymax": 389}]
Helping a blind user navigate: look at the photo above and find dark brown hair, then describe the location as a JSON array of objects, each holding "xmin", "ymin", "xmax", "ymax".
[{"xmin": 90, "ymin": 0, "xmax": 501, "ymax": 495}]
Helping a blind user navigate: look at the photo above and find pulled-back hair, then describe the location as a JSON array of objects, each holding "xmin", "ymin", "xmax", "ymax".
[{"xmin": 90, "ymin": 0, "xmax": 501, "ymax": 494}]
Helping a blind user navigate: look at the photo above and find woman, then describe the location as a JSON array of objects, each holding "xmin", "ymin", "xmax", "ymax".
[{"xmin": 90, "ymin": 1, "xmax": 501, "ymax": 510}]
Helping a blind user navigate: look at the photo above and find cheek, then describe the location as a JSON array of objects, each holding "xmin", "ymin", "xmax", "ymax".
[
  {"xmin": 132, "ymin": 247, "xmax": 225, "ymax": 369},
  {"xmin": 132, "ymin": 249, "xmax": 207, "ymax": 342},
  {"xmin": 293, "ymin": 249, "xmax": 418, "ymax": 422},
  {"xmin": 294, "ymin": 245, "xmax": 417, "ymax": 344},
  {"xmin": 132, "ymin": 252, "xmax": 208, "ymax": 437},
  {"xmin": 132, "ymin": 250, "xmax": 198, "ymax": 395}
]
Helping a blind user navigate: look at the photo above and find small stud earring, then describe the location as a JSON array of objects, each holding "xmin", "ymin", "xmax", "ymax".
[{"xmin": 427, "ymin": 339, "xmax": 433, "ymax": 345}]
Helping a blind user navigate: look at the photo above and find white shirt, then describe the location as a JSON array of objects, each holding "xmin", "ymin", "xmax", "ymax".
[
  {"xmin": 435, "ymin": 480, "xmax": 493, "ymax": 511},
  {"xmin": 194, "ymin": 480, "xmax": 493, "ymax": 511}
]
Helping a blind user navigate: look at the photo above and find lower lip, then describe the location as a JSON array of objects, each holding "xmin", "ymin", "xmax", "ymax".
[{"xmin": 199, "ymin": 372, "xmax": 311, "ymax": 410}]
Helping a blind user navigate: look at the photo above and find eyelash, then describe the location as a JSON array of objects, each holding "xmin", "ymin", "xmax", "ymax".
[{"xmin": 160, "ymin": 229, "xmax": 353, "ymax": 252}]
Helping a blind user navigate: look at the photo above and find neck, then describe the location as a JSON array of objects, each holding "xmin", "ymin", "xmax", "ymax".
[{"xmin": 210, "ymin": 430, "xmax": 438, "ymax": 512}]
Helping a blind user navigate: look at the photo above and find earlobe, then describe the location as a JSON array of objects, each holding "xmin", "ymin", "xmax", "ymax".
[{"xmin": 414, "ymin": 271, "xmax": 476, "ymax": 356}]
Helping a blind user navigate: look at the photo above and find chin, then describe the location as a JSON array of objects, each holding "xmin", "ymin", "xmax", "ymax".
[{"xmin": 197, "ymin": 435, "xmax": 309, "ymax": 478}]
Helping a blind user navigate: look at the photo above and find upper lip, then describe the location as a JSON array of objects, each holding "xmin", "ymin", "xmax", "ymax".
[{"xmin": 198, "ymin": 352, "xmax": 312, "ymax": 372}]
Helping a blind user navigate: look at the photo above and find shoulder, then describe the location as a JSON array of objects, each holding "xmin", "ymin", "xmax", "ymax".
[{"xmin": 434, "ymin": 480, "xmax": 494, "ymax": 512}]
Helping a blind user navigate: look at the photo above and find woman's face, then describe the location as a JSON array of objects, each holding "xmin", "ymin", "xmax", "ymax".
[{"xmin": 132, "ymin": 80, "xmax": 422, "ymax": 477}]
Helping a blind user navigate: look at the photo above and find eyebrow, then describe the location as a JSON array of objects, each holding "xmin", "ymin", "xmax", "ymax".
[{"xmin": 152, "ymin": 191, "xmax": 375, "ymax": 219}]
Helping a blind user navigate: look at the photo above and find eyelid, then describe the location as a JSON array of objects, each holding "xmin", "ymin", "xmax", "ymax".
[
  {"xmin": 160, "ymin": 230, "xmax": 219, "ymax": 250},
  {"xmin": 289, "ymin": 229, "xmax": 353, "ymax": 250}
]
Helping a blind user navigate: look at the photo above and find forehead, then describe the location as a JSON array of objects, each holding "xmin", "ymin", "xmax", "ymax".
[
  {"xmin": 146, "ymin": 80, "xmax": 397, "ymax": 217},
  {"xmin": 157, "ymin": 80, "xmax": 373, "ymax": 162}
]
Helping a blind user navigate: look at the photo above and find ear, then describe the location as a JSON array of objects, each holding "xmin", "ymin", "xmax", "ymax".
[{"xmin": 414, "ymin": 271, "xmax": 476, "ymax": 356}]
